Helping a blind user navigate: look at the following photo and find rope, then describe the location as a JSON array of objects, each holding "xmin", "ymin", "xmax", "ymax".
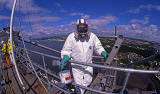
[
  {"xmin": 18, "ymin": 0, "xmax": 21, "ymax": 34},
  {"xmin": 21, "ymin": 35, "xmax": 49, "ymax": 93},
  {"xmin": 25, "ymin": 0, "xmax": 33, "ymax": 40}
]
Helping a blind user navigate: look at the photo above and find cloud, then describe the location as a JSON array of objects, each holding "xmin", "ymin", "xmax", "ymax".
[
  {"xmin": 21, "ymin": 13, "xmax": 159, "ymax": 43},
  {"xmin": 128, "ymin": 4, "xmax": 153, "ymax": 14},
  {"xmin": 66, "ymin": 15, "xmax": 117, "ymax": 36},
  {"xmin": 0, "ymin": 15, "xmax": 10, "ymax": 20},
  {"xmin": 22, "ymin": 20, "xmax": 160, "ymax": 42},
  {"xmin": 128, "ymin": 4, "xmax": 160, "ymax": 14},
  {"xmin": 155, "ymin": 5, "xmax": 160, "ymax": 11},
  {"xmin": 68, "ymin": 21, "xmax": 77, "ymax": 26},
  {"xmin": 22, "ymin": 22, "xmax": 73, "ymax": 39},
  {"xmin": 66, "ymin": 15, "xmax": 159, "ymax": 42},
  {"xmin": 68, "ymin": 15, "xmax": 117, "ymax": 31},
  {"xmin": 69, "ymin": 12, "xmax": 84, "ymax": 16},
  {"xmin": 69, "ymin": 12, "xmax": 90, "ymax": 19},
  {"xmin": 82, "ymin": 15, "xmax": 90, "ymax": 19},
  {"xmin": 149, "ymin": 24, "xmax": 158, "ymax": 32},
  {"xmin": 0, "ymin": 0, "xmax": 50, "ymax": 14},
  {"xmin": 128, "ymin": 4, "xmax": 152, "ymax": 13},
  {"xmin": 22, "ymin": 23, "xmax": 58, "ymax": 38},
  {"xmin": 23, "ymin": 15, "xmax": 61, "ymax": 22},
  {"xmin": 88, "ymin": 15, "xmax": 117, "ymax": 29},
  {"xmin": 130, "ymin": 17, "xmax": 149, "ymax": 24},
  {"xmin": 55, "ymin": 2, "xmax": 67, "ymax": 13},
  {"xmin": 31, "ymin": 24, "xmax": 56, "ymax": 34},
  {"xmin": 117, "ymin": 24, "xmax": 160, "ymax": 42}
]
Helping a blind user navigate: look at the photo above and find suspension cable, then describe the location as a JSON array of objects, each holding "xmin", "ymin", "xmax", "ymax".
[
  {"xmin": 21, "ymin": 37, "xmax": 49, "ymax": 93},
  {"xmin": 9, "ymin": 0, "xmax": 25, "ymax": 90},
  {"xmin": 16, "ymin": 0, "xmax": 49, "ymax": 93}
]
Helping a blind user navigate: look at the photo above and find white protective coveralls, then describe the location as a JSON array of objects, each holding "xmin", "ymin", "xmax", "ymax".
[{"xmin": 61, "ymin": 32, "xmax": 105, "ymax": 94}]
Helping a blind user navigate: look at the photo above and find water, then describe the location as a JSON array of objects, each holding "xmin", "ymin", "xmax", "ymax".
[{"xmin": 19, "ymin": 40, "xmax": 64, "ymax": 72}]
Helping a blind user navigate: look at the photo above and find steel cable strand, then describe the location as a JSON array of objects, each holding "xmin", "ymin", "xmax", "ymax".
[
  {"xmin": 21, "ymin": 35, "xmax": 49, "ymax": 94},
  {"xmin": 15, "ymin": 48, "xmax": 71, "ymax": 94},
  {"xmin": 16, "ymin": 0, "xmax": 49, "ymax": 92},
  {"xmin": 19, "ymin": 56, "xmax": 71, "ymax": 94},
  {"xmin": 9, "ymin": 0, "xmax": 25, "ymax": 89}
]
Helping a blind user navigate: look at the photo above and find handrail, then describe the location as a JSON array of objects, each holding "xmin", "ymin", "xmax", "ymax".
[
  {"xmin": 127, "ymin": 54, "xmax": 160, "ymax": 66},
  {"xmin": 19, "ymin": 51, "xmax": 114, "ymax": 94},
  {"xmin": 25, "ymin": 48, "xmax": 160, "ymax": 74},
  {"xmin": 17, "ymin": 47, "xmax": 160, "ymax": 94},
  {"xmin": 19, "ymin": 50, "xmax": 117, "ymax": 94},
  {"xmin": 19, "ymin": 38, "xmax": 103, "ymax": 59},
  {"xmin": 20, "ymin": 59, "xmax": 70, "ymax": 93}
]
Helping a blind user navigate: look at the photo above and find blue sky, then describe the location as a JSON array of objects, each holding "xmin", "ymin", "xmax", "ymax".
[{"xmin": 0, "ymin": 0, "xmax": 160, "ymax": 42}]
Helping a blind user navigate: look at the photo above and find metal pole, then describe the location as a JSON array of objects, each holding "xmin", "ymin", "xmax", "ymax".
[
  {"xmin": 115, "ymin": 26, "xmax": 117, "ymax": 37},
  {"xmin": 120, "ymin": 72, "xmax": 130, "ymax": 94},
  {"xmin": 127, "ymin": 54, "xmax": 158, "ymax": 66},
  {"xmin": 20, "ymin": 39, "xmax": 103, "ymax": 59},
  {"xmin": 17, "ymin": 47, "xmax": 160, "ymax": 94},
  {"xmin": 42, "ymin": 55, "xmax": 51, "ymax": 89},
  {"xmin": 25, "ymin": 48, "xmax": 160, "ymax": 74}
]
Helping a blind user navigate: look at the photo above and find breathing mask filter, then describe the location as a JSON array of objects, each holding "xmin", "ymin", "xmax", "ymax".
[{"xmin": 77, "ymin": 19, "xmax": 88, "ymax": 38}]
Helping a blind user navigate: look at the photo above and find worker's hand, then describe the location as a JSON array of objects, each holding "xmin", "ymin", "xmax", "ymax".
[
  {"xmin": 101, "ymin": 51, "xmax": 108, "ymax": 61},
  {"xmin": 58, "ymin": 55, "xmax": 70, "ymax": 70}
]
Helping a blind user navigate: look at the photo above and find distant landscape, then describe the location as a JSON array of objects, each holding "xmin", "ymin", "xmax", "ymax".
[
  {"xmin": 25, "ymin": 35, "xmax": 160, "ymax": 91},
  {"xmin": 99, "ymin": 36, "xmax": 160, "ymax": 70},
  {"xmin": 42, "ymin": 35, "xmax": 160, "ymax": 70}
]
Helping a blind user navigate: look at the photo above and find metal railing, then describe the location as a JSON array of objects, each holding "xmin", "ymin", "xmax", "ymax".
[
  {"xmin": 18, "ymin": 47, "xmax": 115, "ymax": 94},
  {"xmin": 17, "ymin": 47, "xmax": 160, "ymax": 94}
]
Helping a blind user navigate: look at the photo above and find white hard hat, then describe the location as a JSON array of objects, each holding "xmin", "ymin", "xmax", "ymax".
[
  {"xmin": 77, "ymin": 18, "xmax": 87, "ymax": 25},
  {"xmin": 1, "ymin": 41, "xmax": 4, "ymax": 44}
]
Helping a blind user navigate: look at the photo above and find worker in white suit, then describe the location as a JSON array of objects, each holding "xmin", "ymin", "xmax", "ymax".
[{"xmin": 59, "ymin": 19, "xmax": 108, "ymax": 94}]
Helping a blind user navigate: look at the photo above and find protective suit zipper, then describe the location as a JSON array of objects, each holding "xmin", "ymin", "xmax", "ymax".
[{"xmin": 82, "ymin": 42, "xmax": 84, "ymax": 53}]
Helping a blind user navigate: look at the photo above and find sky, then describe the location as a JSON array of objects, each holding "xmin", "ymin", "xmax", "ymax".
[{"xmin": 0, "ymin": 0, "xmax": 160, "ymax": 42}]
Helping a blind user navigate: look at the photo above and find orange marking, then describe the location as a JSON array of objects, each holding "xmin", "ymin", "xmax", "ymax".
[
  {"xmin": 5, "ymin": 55, "xmax": 11, "ymax": 66},
  {"xmin": 65, "ymin": 76, "xmax": 71, "ymax": 81}
]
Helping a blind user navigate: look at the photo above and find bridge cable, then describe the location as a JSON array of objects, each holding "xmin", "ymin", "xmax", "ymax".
[{"xmin": 16, "ymin": 0, "xmax": 49, "ymax": 93}]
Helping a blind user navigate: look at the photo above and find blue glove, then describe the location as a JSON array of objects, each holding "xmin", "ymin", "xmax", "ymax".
[
  {"xmin": 59, "ymin": 55, "xmax": 70, "ymax": 70},
  {"xmin": 101, "ymin": 51, "xmax": 108, "ymax": 61}
]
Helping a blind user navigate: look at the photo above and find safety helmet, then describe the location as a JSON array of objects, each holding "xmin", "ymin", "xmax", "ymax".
[
  {"xmin": 1, "ymin": 41, "xmax": 4, "ymax": 44},
  {"xmin": 76, "ymin": 19, "xmax": 88, "ymax": 38}
]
